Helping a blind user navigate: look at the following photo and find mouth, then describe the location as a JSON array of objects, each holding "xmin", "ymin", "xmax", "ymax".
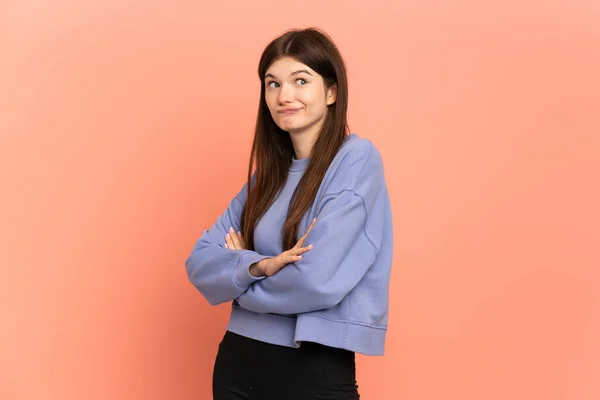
[{"xmin": 279, "ymin": 108, "xmax": 302, "ymax": 114}]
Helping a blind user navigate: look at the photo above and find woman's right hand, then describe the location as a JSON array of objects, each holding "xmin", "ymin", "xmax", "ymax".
[{"xmin": 249, "ymin": 218, "xmax": 317, "ymax": 277}]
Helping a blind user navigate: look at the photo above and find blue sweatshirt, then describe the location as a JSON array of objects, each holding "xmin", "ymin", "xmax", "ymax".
[{"xmin": 185, "ymin": 133, "xmax": 393, "ymax": 355}]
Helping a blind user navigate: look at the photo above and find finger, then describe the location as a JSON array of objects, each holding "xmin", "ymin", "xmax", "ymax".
[
  {"xmin": 268, "ymin": 253, "xmax": 304, "ymax": 275},
  {"xmin": 298, "ymin": 244, "xmax": 313, "ymax": 254},
  {"xmin": 224, "ymin": 243, "xmax": 228, "ymax": 249},
  {"xmin": 288, "ymin": 254, "xmax": 304, "ymax": 263},
  {"xmin": 237, "ymin": 231, "xmax": 246, "ymax": 249},
  {"xmin": 296, "ymin": 218, "xmax": 317, "ymax": 248},
  {"xmin": 229, "ymin": 227, "xmax": 243, "ymax": 249},
  {"xmin": 276, "ymin": 253, "xmax": 301, "ymax": 266},
  {"xmin": 276, "ymin": 254, "xmax": 303, "ymax": 269},
  {"xmin": 288, "ymin": 244, "xmax": 313, "ymax": 256},
  {"xmin": 225, "ymin": 233, "xmax": 236, "ymax": 250}
]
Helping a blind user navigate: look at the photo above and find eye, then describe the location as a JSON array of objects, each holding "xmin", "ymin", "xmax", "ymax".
[
  {"xmin": 267, "ymin": 81, "xmax": 280, "ymax": 88},
  {"xmin": 296, "ymin": 79, "xmax": 307, "ymax": 85}
]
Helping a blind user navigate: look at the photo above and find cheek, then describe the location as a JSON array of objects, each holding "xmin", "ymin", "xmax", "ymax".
[
  {"xmin": 297, "ymin": 90, "xmax": 317, "ymax": 108},
  {"xmin": 264, "ymin": 94, "xmax": 277, "ymax": 114},
  {"xmin": 306, "ymin": 85, "xmax": 328, "ymax": 103},
  {"xmin": 300, "ymin": 91, "xmax": 327, "ymax": 113}
]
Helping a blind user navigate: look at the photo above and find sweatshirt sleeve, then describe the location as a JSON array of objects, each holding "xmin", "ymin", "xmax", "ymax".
[
  {"xmin": 235, "ymin": 142, "xmax": 387, "ymax": 315},
  {"xmin": 185, "ymin": 179, "xmax": 272, "ymax": 306}
]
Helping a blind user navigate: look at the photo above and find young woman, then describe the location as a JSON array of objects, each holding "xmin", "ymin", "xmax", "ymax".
[{"xmin": 185, "ymin": 27, "xmax": 393, "ymax": 400}]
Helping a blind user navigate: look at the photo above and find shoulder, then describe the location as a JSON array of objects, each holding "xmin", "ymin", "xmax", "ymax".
[
  {"xmin": 339, "ymin": 133, "xmax": 383, "ymax": 171},
  {"xmin": 322, "ymin": 133, "xmax": 385, "ymax": 195}
]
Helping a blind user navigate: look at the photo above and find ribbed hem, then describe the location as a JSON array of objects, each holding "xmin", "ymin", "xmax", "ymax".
[
  {"xmin": 295, "ymin": 314, "xmax": 387, "ymax": 356},
  {"xmin": 227, "ymin": 304, "xmax": 298, "ymax": 348},
  {"xmin": 226, "ymin": 305, "xmax": 387, "ymax": 356},
  {"xmin": 232, "ymin": 252, "xmax": 270, "ymax": 290}
]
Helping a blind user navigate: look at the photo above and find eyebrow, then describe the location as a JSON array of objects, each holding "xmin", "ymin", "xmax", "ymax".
[{"xmin": 264, "ymin": 69, "xmax": 313, "ymax": 80}]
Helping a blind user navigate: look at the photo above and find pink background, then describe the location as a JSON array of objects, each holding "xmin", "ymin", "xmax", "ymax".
[{"xmin": 1, "ymin": 1, "xmax": 599, "ymax": 399}]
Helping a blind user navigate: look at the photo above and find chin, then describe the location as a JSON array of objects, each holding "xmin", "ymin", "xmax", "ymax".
[
  {"xmin": 278, "ymin": 121, "xmax": 301, "ymax": 132},
  {"xmin": 285, "ymin": 126, "xmax": 308, "ymax": 135}
]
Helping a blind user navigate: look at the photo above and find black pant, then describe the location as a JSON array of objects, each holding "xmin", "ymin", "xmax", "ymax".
[{"xmin": 213, "ymin": 330, "xmax": 360, "ymax": 400}]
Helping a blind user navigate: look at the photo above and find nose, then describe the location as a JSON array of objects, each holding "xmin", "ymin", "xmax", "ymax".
[{"xmin": 277, "ymin": 83, "xmax": 294, "ymax": 104}]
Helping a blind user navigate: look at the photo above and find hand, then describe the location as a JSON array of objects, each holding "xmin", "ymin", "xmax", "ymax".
[
  {"xmin": 250, "ymin": 218, "xmax": 317, "ymax": 277},
  {"xmin": 225, "ymin": 227, "xmax": 246, "ymax": 250}
]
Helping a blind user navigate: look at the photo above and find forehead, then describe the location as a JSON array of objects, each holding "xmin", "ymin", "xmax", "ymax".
[{"xmin": 265, "ymin": 56, "xmax": 316, "ymax": 77}]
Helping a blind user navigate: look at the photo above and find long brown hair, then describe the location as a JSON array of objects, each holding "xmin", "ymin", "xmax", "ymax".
[{"xmin": 240, "ymin": 28, "xmax": 349, "ymax": 251}]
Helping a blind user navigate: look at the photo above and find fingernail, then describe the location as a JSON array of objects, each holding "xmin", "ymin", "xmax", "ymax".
[
  {"xmin": 226, "ymin": 233, "xmax": 230, "ymax": 239},
  {"xmin": 229, "ymin": 227, "xmax": 234, "ymax": 232},
  {"xmin": 238, "ymin": 231, "xmax": 242, "ymax": 236}
]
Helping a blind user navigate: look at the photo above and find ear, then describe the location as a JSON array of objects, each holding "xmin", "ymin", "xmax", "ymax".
[{"xmin": 326, "ymin": 84, "xmax": 337, "ymax": 105}]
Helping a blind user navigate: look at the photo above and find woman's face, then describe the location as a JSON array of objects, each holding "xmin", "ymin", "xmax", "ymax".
[{"xmin": 264, "ymin": 56, "xmax": 337, "ymax": 136}]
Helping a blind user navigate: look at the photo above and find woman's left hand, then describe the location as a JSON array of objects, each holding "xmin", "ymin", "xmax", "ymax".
[{"xmin": 224, "ymin": 227, "xmax": 246, "ymax": 250}]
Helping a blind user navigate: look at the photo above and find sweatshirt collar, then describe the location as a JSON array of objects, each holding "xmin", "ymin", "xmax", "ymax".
[{"xmin": 289, "ymin": 156, "xmax": 310, "ymax": 172}]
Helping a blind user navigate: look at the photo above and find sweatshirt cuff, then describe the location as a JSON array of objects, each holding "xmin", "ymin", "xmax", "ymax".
[{"xmin": 232, "ymin": 251, "xmax": 269, "ymax": 290}]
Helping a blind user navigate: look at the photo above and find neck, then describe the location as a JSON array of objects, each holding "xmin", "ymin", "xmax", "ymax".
[
  {"xmin": 289, "ymin": 117, "xmax": 325, "ymax": 159},
  {"xmin": 289, "ymin": 133, "xmax": 315, "ymax": 159}
]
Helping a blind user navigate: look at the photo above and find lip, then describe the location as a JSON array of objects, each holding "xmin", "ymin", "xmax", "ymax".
[{"xmin": 279, "ymin": 108, "xmax": 302, "ymax": 114}]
